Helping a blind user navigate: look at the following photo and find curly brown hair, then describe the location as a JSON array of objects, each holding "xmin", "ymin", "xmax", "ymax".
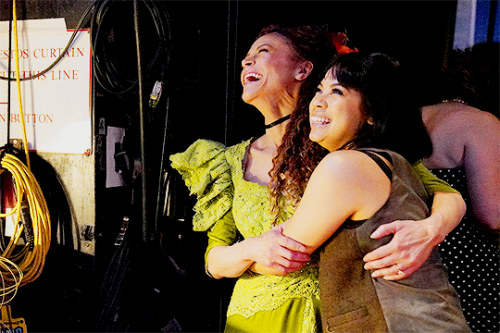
[
  {"xmin": 261, "ymin": 24, "xmax": 336, "ymax": 225},
  {"xmin": 269, "ymin": 95, "xmax": 328, "ymax": 225}
]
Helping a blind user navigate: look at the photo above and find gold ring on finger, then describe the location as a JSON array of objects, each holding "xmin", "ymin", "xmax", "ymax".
[{"xmin": 395, "ymin": 264, "xmax": 404, "ymax": 275}]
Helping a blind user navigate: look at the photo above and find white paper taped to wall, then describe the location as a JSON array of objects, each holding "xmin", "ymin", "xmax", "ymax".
[{"xmin": 0, "ymin": 18, "xmax": 92, "ymax": 154}]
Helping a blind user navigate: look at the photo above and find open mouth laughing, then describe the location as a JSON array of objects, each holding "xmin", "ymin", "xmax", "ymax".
[
  {"xmin": 244, "ymin": 72, "xmax": 263, "ymax": 84},
  {"xmin": 311, "ymin": 116, "xmax": 331, "ymax": 125}
]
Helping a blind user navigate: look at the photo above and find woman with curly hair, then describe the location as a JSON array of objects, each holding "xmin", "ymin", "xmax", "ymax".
[{"xmin": 170, "ymin": 25, "xmax": 465, "ymax": 332}]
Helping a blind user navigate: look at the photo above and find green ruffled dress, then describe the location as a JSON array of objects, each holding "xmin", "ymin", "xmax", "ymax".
[{"xmin": 170, "ymin": 138, "xmax": 459, "ymax": 333}]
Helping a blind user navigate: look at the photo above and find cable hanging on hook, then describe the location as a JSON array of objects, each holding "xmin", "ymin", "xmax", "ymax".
[
  {"xmin": 91, "ymin": 0, "xmax": 171, "ymax": 95},
  {"xmin": 0, "ymin": 0, "xmax": 52, "ymax": 300}
]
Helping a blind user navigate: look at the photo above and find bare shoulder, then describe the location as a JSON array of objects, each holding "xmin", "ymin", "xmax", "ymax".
[
  {"xmin": 454, "ymin": 107, "xmax": 500, "ymax": 136},
  {"xmin": 318, "ymin": 150, "xmax": 379, "ymax": 176},
  {"xmin": 321, "ymin": 149, "xmax": 369, "ymax": 164},
  {"xmin": 424, "ymin": 104, "xmax": 500, "ymax": 133},
  {"xmin": 452, "ymin": 106, "xmax": 498, "ymax": 122},
  {"xmin": 447, "ymin": 105, "xmax": 495, "ymax": 124}
]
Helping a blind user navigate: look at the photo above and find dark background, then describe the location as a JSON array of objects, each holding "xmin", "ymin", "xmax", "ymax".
[
  {"xmin": 0, "ymin": 0, "xmax": 458, "ymax": 155},
  {"xmin": 0, "ymin": 1, "xmax": 459, "ymax": 331}
]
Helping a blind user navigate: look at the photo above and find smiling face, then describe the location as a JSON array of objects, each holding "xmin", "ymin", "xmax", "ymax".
[
  {"xmin": 309, "ymin": 70, "xmax": 368, "ymax": 152},
  {"xmin": 241, "ymin": 33, "xmax": 305, "ymax": 110}
]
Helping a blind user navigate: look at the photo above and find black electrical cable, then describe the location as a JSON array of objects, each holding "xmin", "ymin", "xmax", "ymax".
[
  {"xmin": 90, "ymin": 0, "xmax": 172, "ymax": 238},
  {"xmin": 132, "ymin": 0, "xmax": 148, "ymax": 244},
  {"xmin": 90, "ymin": 1, "xmax": 134, "ymax": 94},
  {"xmin": 91, "ymin": 0, "xmax": 170, "ymax": 95},
  {"xmin": 153, "ymin": 93, "xmax": 171, "ymax": 233},
  {"xmin": 0, "ymin": 0, "xmax": 98, "ymax": 82}
]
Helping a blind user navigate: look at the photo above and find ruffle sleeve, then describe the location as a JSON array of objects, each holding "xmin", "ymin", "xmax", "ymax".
[{"xmin": 170, "ymin": 139, "xmax": 233, "ymax": 231}]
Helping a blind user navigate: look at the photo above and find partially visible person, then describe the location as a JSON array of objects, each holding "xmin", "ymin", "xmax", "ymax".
[
  {"xmin": 451, "ymin": 42, "xmax": 499, "ymax": 118},
  {"xmin": 261, "ymin": 52, "xmax": 471, "ymax": 332},
  {"xmin": 415, "ymin": 42, "xmax": 499, "ymax": 119},
  {"xmin": 419, "ymin": 43, "xmax": 500, "ymax": 333},
  {"xmin": 422, "ymin": 102, "xmax": 500, "ymax": 233},
  {"xmin": 170, "ymin": 25, "xmax": 465, "ymax": 332}
]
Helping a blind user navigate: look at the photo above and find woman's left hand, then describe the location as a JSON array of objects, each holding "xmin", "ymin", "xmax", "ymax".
[
  {"xmin": 362, "ymin": 217, "xmax": 441, "ymax": 280},
  {"xmin": 248, "ymin": 220, "xmax": 310, "ymax": 276}
]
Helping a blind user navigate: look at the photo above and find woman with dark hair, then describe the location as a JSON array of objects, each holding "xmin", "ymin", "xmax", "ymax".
[
  {"xmin": 170, "ymin": 25, "xmax": 465, "ymax": 332},
  {"xmin": 269, "ymin": 52, "xmax": 471, "ymax": 332}
]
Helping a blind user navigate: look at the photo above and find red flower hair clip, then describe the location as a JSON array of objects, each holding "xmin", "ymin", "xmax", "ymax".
[{"xmin": 331, "ymin": 32, "xmax": 359, "ymax": 54}]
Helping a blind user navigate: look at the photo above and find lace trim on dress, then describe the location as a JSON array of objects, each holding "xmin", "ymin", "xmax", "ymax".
[
  {"xmin": 170, "ymin": 139, "xmax": 234, "ymax": 231},
  {"xmin": 227, "ymin": 260, "xmax": 320, "ymax": 330},
  {"xmin": 224, "ymin": 140, "xmax": 320, "ymax": 332}
]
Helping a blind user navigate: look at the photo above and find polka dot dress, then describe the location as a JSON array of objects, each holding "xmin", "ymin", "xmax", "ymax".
[{"xmin": 432, "ymin": 169, "xmax": 499, "ymax": 332}]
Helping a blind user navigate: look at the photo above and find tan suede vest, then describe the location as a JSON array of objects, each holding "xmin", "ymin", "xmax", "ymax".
[{"xmin": 319, "ymin": 149, "xmax": 470, "ymax": 333}]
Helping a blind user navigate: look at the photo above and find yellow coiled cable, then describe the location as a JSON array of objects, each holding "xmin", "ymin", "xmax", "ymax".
[
  {"xmin": 0, "ymin": 0, "xmax": 52, "ymax": 301},
  {"xmin": 0, "ymin": 255, "xmax": 23, "ymax": 305},
  {"xmin": 0, "ymin": 153, "xmax": 51, "ymax": 288}
]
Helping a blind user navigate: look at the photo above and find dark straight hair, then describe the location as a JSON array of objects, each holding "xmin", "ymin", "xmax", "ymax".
[{"xmin": 325, "ymin": 52, "xmax": 433, "ymax": 164}]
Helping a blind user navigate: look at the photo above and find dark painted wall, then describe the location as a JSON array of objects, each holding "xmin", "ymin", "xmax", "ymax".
[
  {"xmin": 0, "ymin": 0, "xmax": 457, "ymax": 152},
  {"xmin": 0, "ymin": 0, "xmax": 93, "ymax": 28}
]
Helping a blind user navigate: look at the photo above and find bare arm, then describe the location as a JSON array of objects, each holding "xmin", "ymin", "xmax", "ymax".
[
  {"xmin": 253, "ymin": 151, "xmax": 390, "ymax": 277},
  {"xmin": 463, "ymin": 111, "xmax": 500, "ymax": 231},
  {"xmin": 207, "ymin": 223, "xmax": 310, "ymax": 279}
]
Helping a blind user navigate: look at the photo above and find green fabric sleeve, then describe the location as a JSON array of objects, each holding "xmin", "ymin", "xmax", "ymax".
[
  {"xmin": 412, "ymin": 160, "xmax": 460, "ymax": 195},
  {"xmin": 204, "ymin": 210, "xmax": 238, "ymax": 276},
  {"xmin": 170, "ymin": 139, "xmax": 234, "ymax": 231}
]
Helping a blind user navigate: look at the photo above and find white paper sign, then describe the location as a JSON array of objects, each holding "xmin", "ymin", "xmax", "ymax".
[{"xmin": 0, "ymin": 18, "xmax": 91, "ymax": 154}]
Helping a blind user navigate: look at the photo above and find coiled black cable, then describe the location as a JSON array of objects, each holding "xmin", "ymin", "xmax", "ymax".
[
  {"xmin": 91, "ymin": 0, "xmax": 171, "ymax": 95},
  {"xmin": 0, "ymin": 0, "xmax": 171, "ymax": 97}
]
